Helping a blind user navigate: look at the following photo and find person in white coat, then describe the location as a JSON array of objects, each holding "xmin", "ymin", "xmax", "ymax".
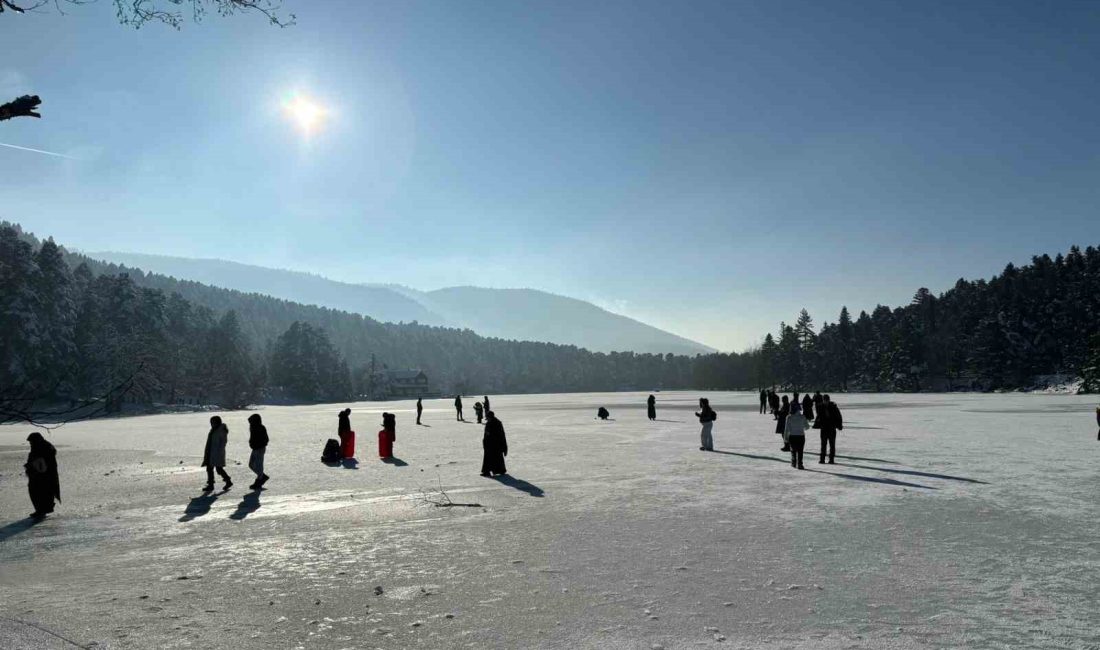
[
  {"xmin": 783, "ymin": 402, "xmax": 810, "ymax": 470},
  {"xmin": 202, "ymin": 415, "xmax": 232, "ymax": 491}
]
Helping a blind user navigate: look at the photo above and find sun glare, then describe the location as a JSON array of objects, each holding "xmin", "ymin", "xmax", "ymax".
[{"xmin": 282, "ymin": 93, "xmax": 327, "ymax": 134}]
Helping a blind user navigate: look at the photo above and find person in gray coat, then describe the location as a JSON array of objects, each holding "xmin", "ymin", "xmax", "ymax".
[{"xmin": 202, "ymin": 415, "xmax": 232, "ymax": 491}]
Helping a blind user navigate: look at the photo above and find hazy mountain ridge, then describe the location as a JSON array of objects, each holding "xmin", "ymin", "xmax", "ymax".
[
  {"xmin": 91, "ymin": 252, "xmax": 715, "ymax": 355},
  {"xmin": 398, "ymin": 285, "xmax": 713, "ymax": 356}
]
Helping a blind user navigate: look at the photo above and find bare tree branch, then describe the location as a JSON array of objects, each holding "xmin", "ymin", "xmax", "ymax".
[
  {"xmin": 1, "ymin": 2, "xmax": 292, "ymax": 121},
  {"xmin": 0, "ymin": 0, "xmax": 295, "ymax": 27},
  {"xmin": 416, "ymin": 477, "xmax": 483, "ymax": 509},
  {"xmin": 0, "ymin": 365, "xmax": 142, "ymax": 431}
]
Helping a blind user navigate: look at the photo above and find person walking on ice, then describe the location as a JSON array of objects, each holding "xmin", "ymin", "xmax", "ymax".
[
  {"xmin": 416, "ymin": 397, "xmax": 424, "ymax": 425},
  {"xmin": 25, "ymin": 432, "xmax": 60, "ymax": 520},
  {"xmin": 696, "ymin": 398, "xmax": 717, "ymax": 451},
  {"xmin": 202, "ymin": 415, "xmax": 232, "ymax": 491},
  {"xmin": 480, "ymin": 410, "xmax": 508, "ymax": 477},
  {"xmin": 455, "ymin": 395, "xmax": 464, "ymax": 421},
  {"xmin": 247, "ymin": 413, "xmax": 269, "ymax": 490},
  {"xmin": 647, "ymin": 394, "xmax": 657, "ymax": 421},
  {"xmin": 784, "ymin": 402, "xmax": 810, "ymax": 469}
]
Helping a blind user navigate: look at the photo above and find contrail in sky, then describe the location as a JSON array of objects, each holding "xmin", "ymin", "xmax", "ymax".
[{"xmin": 0, "ymin": 141, "xmax": 75, "ymax": 159}]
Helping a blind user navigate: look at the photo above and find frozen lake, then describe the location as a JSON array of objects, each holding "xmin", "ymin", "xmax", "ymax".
[{"xmin": 1, "ymin": 391, "xmax": 1098, "ymax": 649}]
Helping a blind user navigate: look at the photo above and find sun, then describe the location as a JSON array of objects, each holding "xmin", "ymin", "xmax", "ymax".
[{"xmin": 282, "ymin": 93, "xmax": 327, "ymax": 134}]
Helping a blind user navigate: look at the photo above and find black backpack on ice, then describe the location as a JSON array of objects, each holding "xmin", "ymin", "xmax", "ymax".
[{"xmin": 321, "ymin": 438, "xmax": 342, "ymax": 463}]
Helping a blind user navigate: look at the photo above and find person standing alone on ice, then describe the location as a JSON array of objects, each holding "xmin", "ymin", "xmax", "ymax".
[
  {"xmin": 784, "ymin": 402, "xmax": 810, "ymax": 469},
  {"xmin": 455, "ymin": 395, "xmax": 464, "ymax": 421},
  {"xmin": 25, "ymin": 432, "xmax": 60, "ymax": 519},
  {"xmin": 759, "ymin": 389, "xmax": 767, "ymax": 415},
  {"xmin": 647, "ymin": 394, "xmax": 657, "ymax": 421},
  {"xmin": 481, "ymin": 410, "xmax": 508, "ymax": 476},
  {"xmin": 696, "ymin": 398, "xmax": 717, "ymax": 451},
  {"xmin": 202, "ymin": 416, "xmax": 232, "ymax": 491},
  {"xmin": 817, "ymin": 395, "xmax": 844, "ymax": 464},
  {"xmin": 247, "ymin": 413, "xmax": 269, "ymax": 490},
  {"xmin": 416, "ymin": 397, "xmax": 423, "ymax": 425}
]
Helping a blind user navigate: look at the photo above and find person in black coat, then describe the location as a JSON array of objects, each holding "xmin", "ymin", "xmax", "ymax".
[
  {"xmin": 480, "ymin": 411, "xmax": 508, "ymax": 476},
  {"xmin": 768, "ymin": 390, "xmax": 780, "ymax": 419},
  {"xmin": 775, "ymin": 395, "xmax": 791, "ymax": 451},
  {"xmin": 416, "ymin": 397, "xmax": 423, "ymax": 425},
  {"xmin": 817, "ymin": 394, "xmax": 844, "ymax": 464},
  {"xmin": 696, "ymin": 398, "xmax": 717, "ymax": 451},
  {"xmin": 647, "ymin": 394, "xmax": 657, "ymax": 421},
  {"xmin": 802, "ymin": 393, "xmax": 815, "ymax": 422},
  {"xmin": 455, "ymin": 395, "xmax": 464, "ymax": 422},
  {"xmin": 337, "ymin": 408, "xmax": 355, "ymax": 459},
  {"xmin": 483, "ymin": 395, "xmax": 490, "ymax": 413},
  {"xmin": 759, "ymin": 389, "xmax": 767, "ymax": 415},
  {"xmin": 597, "ymin": 406, "xmax": 611, "ymax": 420},
  {"xmin": 247, "ymin": 413, "xmax": 270, "ymax": 490},
  {"xmin": 25, "ymin": 432, "xmax": 60, "ymax": 519}
]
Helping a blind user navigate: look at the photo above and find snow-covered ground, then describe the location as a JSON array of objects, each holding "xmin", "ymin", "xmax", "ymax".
[{"xmin": 1, "ymin": 392, "xmax": 1098, "ymax": 649}]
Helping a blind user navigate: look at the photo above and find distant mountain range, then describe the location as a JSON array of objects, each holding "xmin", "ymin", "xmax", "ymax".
[{"xmin": 90, "ymin": 252, "xmax": 715, "ymax": 355}]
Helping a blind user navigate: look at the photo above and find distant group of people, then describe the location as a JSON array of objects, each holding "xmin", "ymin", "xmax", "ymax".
[
  {"xmin": 454, "ymin": 394, "xmax": 491, "ymax": 423},
  {"xmin": 761, "ymin": 389, "xmax": 843, "ymax": 469}
]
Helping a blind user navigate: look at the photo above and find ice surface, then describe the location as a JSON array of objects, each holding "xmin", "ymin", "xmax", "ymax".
[{"xmin": 1, "ymin": 391, "xmax": 1098, "ymax": 648}]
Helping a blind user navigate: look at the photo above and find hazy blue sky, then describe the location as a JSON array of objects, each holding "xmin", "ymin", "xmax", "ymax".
[{"xmin": 3, "ymin": 0, "xmax": 1098, "ymax": 351}]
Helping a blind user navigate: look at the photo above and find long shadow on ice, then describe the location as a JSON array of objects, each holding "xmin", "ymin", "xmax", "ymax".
[
  {"xmin": 0, "ymin": 517, "xmax": 42, "ymax": 543},
  {"xmin": 180, "ymin": 492, "xmax": 223, "ymax": 522},
  {"xmin": 834, "ymin": 454, "xmax": 899, "ymax": 464},
  {"xmin": 835, "ymin": 462, "xmax": 987, "ymax": 484},
  {"xmin": 230, "ymin": 491, "xmax": 262, "ymax": 520},
  {"xmin": 809, "ymin": 469, "xmax": 937, "ymax": 490},
  {"xmin": 491, "ymin": 474, "xmax": 544, "ymax": 497},
  {"xmin": 710, "ymin": 450, "xmax": 788, "ymax": 464},
  {"xmin": 382, "ymin": 457, "xmax": 409, "ymax": 467},
  {"xmin": 710, "ymin": 451, "xmax": 937, "ymax": 489}
]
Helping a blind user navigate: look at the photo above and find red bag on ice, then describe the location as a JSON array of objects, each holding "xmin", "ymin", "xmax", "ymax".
[{"xmin": 338, "ymin": 430, "xmax": 355, "ymax": 459}]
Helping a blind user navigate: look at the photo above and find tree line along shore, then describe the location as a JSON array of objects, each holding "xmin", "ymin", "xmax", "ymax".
[{"xmin": 2, "ymin": 223, "xmax": 1098, "ymax": 423}]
